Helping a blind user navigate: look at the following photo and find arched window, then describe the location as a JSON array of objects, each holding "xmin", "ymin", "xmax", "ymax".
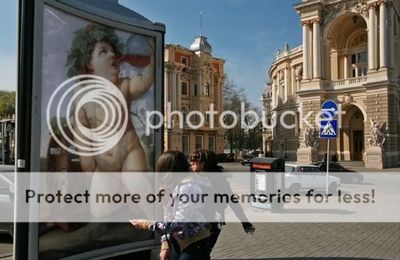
[{"xmin": 347, "ymin": 30, "xmax": 368, "ymax": 78}]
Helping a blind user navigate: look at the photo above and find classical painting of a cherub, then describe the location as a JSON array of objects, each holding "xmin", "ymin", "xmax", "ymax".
[
  {"xmin": 64, "ymin": 23, "xmax": 155, "ymax": 217},
  {"xmin": 66, "ymin": 23, "xmax": 153, "ymax": 172},
  {"xmin": 39, "ymin": 5, "xmax": 156, "ymax": 256}
]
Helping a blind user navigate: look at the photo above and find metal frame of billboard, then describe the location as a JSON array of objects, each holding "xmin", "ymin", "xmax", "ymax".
[{"xmin": 16, "ymin": 0, "xmax": 165, "ymax": 258}]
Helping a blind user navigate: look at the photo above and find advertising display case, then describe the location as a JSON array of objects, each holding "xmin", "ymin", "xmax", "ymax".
[
  {"xmin": 16, "ymin": 0, "xmax": 164, "ymax": 258},
  {"xmin": 250, "ymin": 157, "xmax": 285, "ymax": 212}
]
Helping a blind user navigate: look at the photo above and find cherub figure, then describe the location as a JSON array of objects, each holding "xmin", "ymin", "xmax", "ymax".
[{"xmin": 66, "ymin": 23, "xmax": 154, "ymax": 217}]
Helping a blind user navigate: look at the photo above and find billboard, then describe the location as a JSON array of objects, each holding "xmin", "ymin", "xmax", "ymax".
[{"xmin": 17, "ymin": 0, "xmax": 164, "ymax": 258}]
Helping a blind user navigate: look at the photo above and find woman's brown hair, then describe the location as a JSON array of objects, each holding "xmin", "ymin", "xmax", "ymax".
[{"xmin": 190, "ymin": 149, "xmax": 223, "ymax": 172}]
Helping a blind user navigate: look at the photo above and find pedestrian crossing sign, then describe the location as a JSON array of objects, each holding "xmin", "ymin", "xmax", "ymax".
[{"xmin": 320, "ymin": 119, "xmax": 337, "ymax": 138}]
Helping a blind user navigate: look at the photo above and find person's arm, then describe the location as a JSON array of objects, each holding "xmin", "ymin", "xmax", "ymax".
[
  {"xmin": 119, "ymin": 41, "xmax": 154, "ymax": 101},
  {"xmin": 223, "ymin": 178, "xmax": 255, "ymax": 234},
  {"xmin": 159, "ymin": 247, "xmax": 169, "ymax": 260},
  {"xmin": 159, "ymin": 238, "xmax": 169, "ymax": 260}
]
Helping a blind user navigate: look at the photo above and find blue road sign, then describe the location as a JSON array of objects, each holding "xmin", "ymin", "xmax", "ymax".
[
  {"xmin": 321, "ymin": 100, "xmax": 338, "ymax": 119},
  {"xmin": 320, "ymin": 119, "xmax": 337, "ymax": 138}
]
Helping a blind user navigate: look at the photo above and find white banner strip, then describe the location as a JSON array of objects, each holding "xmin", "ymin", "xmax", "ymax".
[{"xmin": 2, "ymin": 171, "xmax": 399, "ymax": 222}]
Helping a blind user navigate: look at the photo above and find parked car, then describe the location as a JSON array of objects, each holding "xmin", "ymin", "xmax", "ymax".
[
  {"xmin": 217, "ymin": 153, "xmax": 235, "ymax": 163},
  {"xmin": 0, "ymin": 172, "xmax": 14, "ymax": 236},
  {"xmin": 311, "ymin": 161, "xmax": 363, "ymax": 184},
  {"xmin": 225, "ymin": 153, "xmax": 235, "ymax": 162},
  {"xmin": 240, "ymin": 155, "xmax": 255, "ymax": 166},
  {"xmin": 285, "ymin": 164, "xmax": 341, "ymax": 194}
]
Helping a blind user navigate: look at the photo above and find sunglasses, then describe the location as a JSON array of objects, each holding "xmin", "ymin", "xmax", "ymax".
[{"xmin": 190, "ymin": 155, "xmax": 200, "ymax": 162}]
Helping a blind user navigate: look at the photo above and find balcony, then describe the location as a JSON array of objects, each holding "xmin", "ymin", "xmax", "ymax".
[
  {"xmin": 328, "ymin": 76, "xmax": 367, "ymax": 89},
  {"xmin": 275, "ymin": 46, "xmax": 303, "ymax": 61}
]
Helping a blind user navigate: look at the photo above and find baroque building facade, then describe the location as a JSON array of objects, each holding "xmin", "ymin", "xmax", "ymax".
[
  {"xmin": 263, "ymin": 0, "xmax": 400, "ymax": 168},
  {"xmin": 164, "ymin": 36, "xmax": 225, "ymax": 155}
]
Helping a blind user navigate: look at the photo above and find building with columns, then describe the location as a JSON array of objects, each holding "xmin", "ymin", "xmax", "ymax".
[
  {"xmin": 164, "ymin": 36, "xmax": 225, "ymax": 155},
  {"xmin": 262, "ymin": 0, "xmax": 400, "ymax": 168}
]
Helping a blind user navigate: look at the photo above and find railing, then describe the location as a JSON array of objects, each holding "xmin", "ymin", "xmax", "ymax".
[
  {"xmin": 329, "ymin": 76, "xmax": 367, "ymax": 88},
  {"xmin": 276, "ymin": 45, "xmax": 303, "ymax": 60},
  {"xmin": 262, "ymin": 93, "xmax": 272, "ymax": 99}
]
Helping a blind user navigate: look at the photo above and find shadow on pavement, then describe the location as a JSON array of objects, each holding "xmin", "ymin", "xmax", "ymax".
[{"xmin": 0, "ymin": 235, "xmax": 12, "ymax": 244}]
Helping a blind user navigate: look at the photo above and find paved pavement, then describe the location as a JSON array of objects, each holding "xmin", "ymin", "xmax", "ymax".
[
  {"xmin": 211, "ymin": 223, "xmax": 400, "ymax": 259},
  {"xmin": 210, "ymin": 162, "xmax": 400, "ymax": 259}
]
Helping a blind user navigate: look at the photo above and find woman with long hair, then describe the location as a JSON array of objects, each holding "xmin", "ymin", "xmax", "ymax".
[
  {"xmin": 131, "ymin": 151, "xmax": 212, "ymax": 260},
  {"xmin": 189, "ymin": 149, "xmax": 255, "ymax": 253}
]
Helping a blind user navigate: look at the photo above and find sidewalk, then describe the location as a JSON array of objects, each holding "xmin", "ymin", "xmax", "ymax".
[
  {"xmin": 212, "ymin": 223, "xmax": 400, "ymax": 259},
  {"xmin": 286, "ymin": 160, "xmax": 400, "ymax": 172}
]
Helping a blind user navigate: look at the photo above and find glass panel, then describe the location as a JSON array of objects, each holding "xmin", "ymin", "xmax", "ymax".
[
  {"xmin": 195, "ymin": 136, "xmax": 203, "ymax": 149},
  {"xmin": 39, "ymin": 4, "xmax": 157, "ymax": 257},
  {"xmin": 358, "ymin": 51, "xmax": 367, "ymax": 63},
  {"xmin": 351, "ymin": 54, "xmax": 356, "ymax": 64},
  {"xmin": 181, "ymin": 57, "xmax": 188, "ymax": 66},
  {"xmin": 181, "ymin": 82, "xmax": 187, "ymax": 95},
  {"xmin": 182, "ymin": 136, "xmax": 189, "ymax": 155},
  {"xmin": 285, "ymin": 166, "xmax": 294, "ymax": 172},
  {"xmin": 208, "ymin": 136, "xmax": 215, "ymax": 152}
]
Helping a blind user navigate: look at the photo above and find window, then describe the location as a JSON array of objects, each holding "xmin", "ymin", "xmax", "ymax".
[
  {"xmin": 181, "ymin": 56, "xmax": 188, "ymax": 66},
  {"xmin": 195, "ymin": 135, "xmax": 203, "ymax": 149},
  {"xmin": 194, "ymin": 84, "xmax": 198, "ymax": 96},
  {"xmin": 358, "ymin": 52, "xmax": 367, "ymax": 63},
  {"xmin": 193, "ymin": 114, "xmax": 200, "ymax": 123},
  {"xmin": 181, "ymin": 106, "xmax": 188, "ymax": 127},
  {"xmin": 205, "ymin": 113, "xmax": 210, "ymax": 124},
  {"xmin": 182, "ymin": 135, "xmax": 189, "ymax": 155},
  {"xmin": 208, "ymin": 136, "xmax": 215, "ymax": 152},
  {"xmin": 285, "ymin": 166, "xmax": 295, "ymax": 172},
  {"xmin": 181, "ymin": 82, "xmax": 188, "ymax": 95},
  {"xmin": 351, "ymin": 50, "xmax": 367, "ymax": 77}
]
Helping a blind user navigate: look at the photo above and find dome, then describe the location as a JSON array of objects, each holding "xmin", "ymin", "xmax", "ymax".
[{"xmin": 190, "ymin": 36, "xmax": 212, "ymax": 54}]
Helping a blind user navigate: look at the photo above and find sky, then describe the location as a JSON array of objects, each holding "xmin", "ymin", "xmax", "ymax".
[
  {"xmin": 0, "ymin": 0, "xmax": 302, "ymax": 105},
  {"xmin": 0, "ymin": 0, "xmax": 17, "ymax": 93}
]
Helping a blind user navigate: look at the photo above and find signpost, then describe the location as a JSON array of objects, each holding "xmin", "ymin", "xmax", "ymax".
[{"xmin": 320, "ymin": 100, "xmax": 338, "ymax": 194}]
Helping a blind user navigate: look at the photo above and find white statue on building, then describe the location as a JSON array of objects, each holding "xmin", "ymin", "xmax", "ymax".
[
  {"xmin": 301, "ymin": 127, "xmax": 319, "ymax": 149},
  {"xmin": 368, "ymin": 118, "xmax": 385, "ymax": 149}
]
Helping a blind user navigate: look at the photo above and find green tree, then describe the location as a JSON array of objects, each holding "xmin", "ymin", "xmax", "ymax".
[{"xmin": 0, "ymin": 91, "xmax": 16, "ymax": 118}]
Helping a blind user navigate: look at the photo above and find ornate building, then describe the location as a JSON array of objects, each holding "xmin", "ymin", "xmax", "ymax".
[
  {"xmin": 263, "ymin": 0, "xmax": 400, "ymax": 168},
  {"xmin": 164, "ymin": 36, "xmax": 225, "ymax": 155}
]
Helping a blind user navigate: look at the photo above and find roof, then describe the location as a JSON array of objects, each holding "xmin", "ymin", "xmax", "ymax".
[
  {"xmin": 58, "ymin": 0, "xmax": 165, "ymax": 32},
  {"xmin": 190, "ymin": 36, "xmax": 212, "ymax": 54}
]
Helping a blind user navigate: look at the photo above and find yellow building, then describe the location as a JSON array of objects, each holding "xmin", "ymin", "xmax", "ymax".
[
  {"xmin": 263, "ymin": 0, "xmax": 400, "ymax": 168},
  {"xmin": 164, "ymin": 36, "xmax": 225, "ymax": 155}
]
